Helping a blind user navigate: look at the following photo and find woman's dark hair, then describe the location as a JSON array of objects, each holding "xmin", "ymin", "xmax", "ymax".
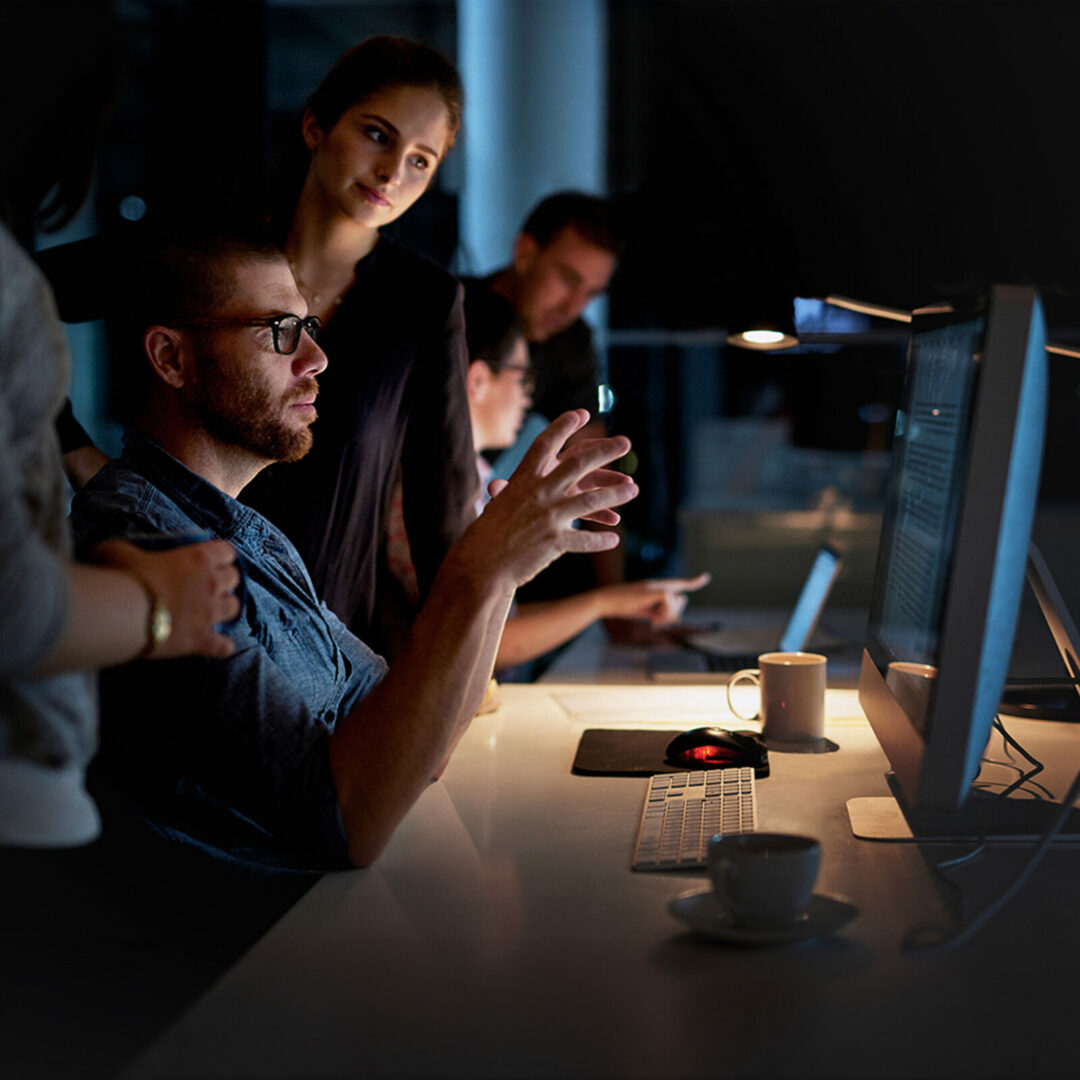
[
  {"xmin": 307, "ymin": 35, "xmax": 464, "ymax": 149},
  {"xmin": 0, "ymin": 2, "xmax": 120, "ymax": 243},
  {"xmin": 266, "ymin": 34, "xmax": 463, "ymax": 241},
  {"xmin": 463, "ymin": 285, "xmax": 527, "ymax": 375}
]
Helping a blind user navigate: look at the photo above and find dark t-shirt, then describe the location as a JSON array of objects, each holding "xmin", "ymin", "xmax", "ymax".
[
  {"xmin": 244, "ymin": 238, "xmax": 477, "ymax": 659},
  {"xmin": 528, "ymin": 316, "xmax": 601, "ymax": 419}
]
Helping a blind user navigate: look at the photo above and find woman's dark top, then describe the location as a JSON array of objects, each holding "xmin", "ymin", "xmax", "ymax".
[{"xmin": 242, "ymin": 236, "xmax": 476, "ymax": 659}]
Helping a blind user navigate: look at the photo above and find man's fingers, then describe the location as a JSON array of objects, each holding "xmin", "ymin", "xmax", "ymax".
[
  {"xmin": 578, "ymin": 508, "xmax": 622, "ymax": 526},
  {"xmin": 560, "ymin": 528, "xmax": 623, "ymax": 555},
  {"xmin": 514, "ymin": 410, "xmax": 591, "ymax": 475},
  {"xmin": 547, "ymin": 437, "xmax": 632, "ymax": 493},
  {"xmin": 573, "ymin": 467, "xmax": 635, "ymax": 492},
  {"xmin": 561, "ymin": 479, "xmax": 639, "ymax": 524}
]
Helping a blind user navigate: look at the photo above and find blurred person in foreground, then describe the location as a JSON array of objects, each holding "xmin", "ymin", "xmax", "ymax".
[{"xmin": 0, "ymin": 0, "xmax": 240, "ymax": 850}]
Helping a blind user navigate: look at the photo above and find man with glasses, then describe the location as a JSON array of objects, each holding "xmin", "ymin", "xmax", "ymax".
[{"xmin": 69, "ymin": 233, "xmax": 637, "ymax": 923}]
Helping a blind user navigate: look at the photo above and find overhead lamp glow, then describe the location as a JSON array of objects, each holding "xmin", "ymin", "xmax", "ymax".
[
  {"xmin": 743, "ymin": 329, "xmax": 785, "ymax": 345},
  {"xmin": 727, "ymin": 326, "xmax": 800, "ymax": 351}
]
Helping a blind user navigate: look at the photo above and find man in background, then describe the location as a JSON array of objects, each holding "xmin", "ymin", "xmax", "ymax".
[
  {"xmin": 465, "ymin": 192, "xmax": 632, "ymax": 654},
  {"xmin": 466, "ymin": 190, "xmax": 621, "ymax": 467}
]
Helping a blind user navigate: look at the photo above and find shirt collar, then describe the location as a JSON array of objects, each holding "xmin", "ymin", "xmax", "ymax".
[{"xmin": 119, "ymin": 428, "xmax": 272, "ymax": 543}]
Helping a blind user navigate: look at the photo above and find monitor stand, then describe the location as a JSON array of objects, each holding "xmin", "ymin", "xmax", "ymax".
[
  {"xmin": 998, "ymin": 542, "xmax": 1080, "ymax": 722},
  {"xmin": 848, "ymin": 772, "xmax": 1080, "ymax": 842},
  {"xmin": 999, "ymin": 682, "xmax": 1080, "ymax": 723}
]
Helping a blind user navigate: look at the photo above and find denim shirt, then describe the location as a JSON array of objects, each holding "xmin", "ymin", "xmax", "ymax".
[{"xmin": 69, "ymin": 430, "xmax": 388, "ymax": 872}]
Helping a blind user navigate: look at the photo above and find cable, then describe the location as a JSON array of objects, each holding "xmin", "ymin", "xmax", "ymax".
[
  {"xmin": 932, "ymin": 717, "xmax": 1044, "ymax": 871},
  {"xmin": 903, "ymin": 717, "xmax": 1080, "ymax": 954}
]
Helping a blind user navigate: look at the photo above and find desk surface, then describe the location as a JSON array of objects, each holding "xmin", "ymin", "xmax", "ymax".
[{"xmin": 127, "ymin": 684, "xmax": 1080, "ymax": 1080}]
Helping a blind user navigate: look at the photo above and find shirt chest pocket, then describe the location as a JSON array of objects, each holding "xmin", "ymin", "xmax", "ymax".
[{"xmin": 253, "ymin": 602, "xmax": 346, "ymax": 721}]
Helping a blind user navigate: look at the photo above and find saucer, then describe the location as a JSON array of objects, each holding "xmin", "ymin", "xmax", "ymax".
[{"xmin": 668, "ymin": 888, "xmax": 858, "ymax": 945}]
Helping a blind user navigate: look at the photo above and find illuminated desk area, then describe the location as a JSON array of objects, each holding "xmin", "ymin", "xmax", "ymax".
[{"xmin": 126, "ymin": 682, "xmax": 1080, "ymax": 1080}]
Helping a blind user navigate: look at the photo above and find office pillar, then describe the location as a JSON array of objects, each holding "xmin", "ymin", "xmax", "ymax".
[{"xmin": 457, "ymin": 0, "xmax": 607, "ymax": 276}]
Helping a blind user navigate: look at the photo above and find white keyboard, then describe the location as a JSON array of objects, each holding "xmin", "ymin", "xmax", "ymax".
[{"xmin": 631, "ymin": 767, "xmax": 757, "ymax": 871}]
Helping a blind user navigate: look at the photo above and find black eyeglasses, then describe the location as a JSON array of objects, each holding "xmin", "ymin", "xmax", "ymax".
[
  {"xmin": 499, "ymin": 361, "xmax": 536, "ymax": 393},
  {"xmin": 174, "ymin": 314, "xmax": 321, "ymax": 356}
]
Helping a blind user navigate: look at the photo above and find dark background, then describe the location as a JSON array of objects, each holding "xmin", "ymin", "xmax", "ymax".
[
  {"xmin": 610, "ymin": 0, "xmax": 1080, "ymax": 328},
  {"xmin": 43, "ymin": 0, "xmax": 1080, "ymax": 566}
]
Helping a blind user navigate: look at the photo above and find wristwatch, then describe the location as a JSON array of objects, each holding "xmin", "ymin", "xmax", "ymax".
[{"xmin": 133, "ymin": 577, "xmax": 172, "ymax": 659}]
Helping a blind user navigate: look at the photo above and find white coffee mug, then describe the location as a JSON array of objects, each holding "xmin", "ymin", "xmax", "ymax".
[
  {"xmin": 726, "ymin": 651, "xmax": 827, "ymax": 743},
  {"xmin": 708, "ymin": 832, "xmax": 821, "ymax": 928}
]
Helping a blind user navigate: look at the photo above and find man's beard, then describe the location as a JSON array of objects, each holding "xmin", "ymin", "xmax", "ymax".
[{"xmin": 188, "ymin": 349, "xmax": 317, "ymax": 463}]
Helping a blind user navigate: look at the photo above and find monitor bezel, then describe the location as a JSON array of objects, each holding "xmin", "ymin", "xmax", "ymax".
[{"xmin": 859, "ymin": 284, "xmax": 1047, "ymax": 828}]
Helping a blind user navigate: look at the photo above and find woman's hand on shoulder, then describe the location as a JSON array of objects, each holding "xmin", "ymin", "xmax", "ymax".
[{"xmin": 94, "ymin": 539, "xmax": 242, "ymax": 659}]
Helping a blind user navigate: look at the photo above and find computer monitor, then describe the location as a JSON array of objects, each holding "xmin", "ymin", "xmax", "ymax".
[{"xmin": 853, "ymin": 284, "xmax": 1048, "ymax": 839}]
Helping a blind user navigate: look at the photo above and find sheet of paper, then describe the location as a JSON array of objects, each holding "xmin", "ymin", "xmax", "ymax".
[{"xmin": 551, "ymin": 686, "xmax": 737, "ymax": 728}]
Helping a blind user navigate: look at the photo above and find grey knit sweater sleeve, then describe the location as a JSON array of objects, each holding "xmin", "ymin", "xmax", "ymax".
[
  {"xmin": 0, "ymin": 223, "xmax": 72, "ymax": 675},
  {"xmin": 0, "ymin": 222, "xmax": 98, "ymax": 847}
]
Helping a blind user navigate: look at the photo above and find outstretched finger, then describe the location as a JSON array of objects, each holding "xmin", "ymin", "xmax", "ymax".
[
  {"xmin": 647, "ymin": 572, "xmax": 712, "ymax": 594},
  {"xmin": 547, "ymin": 435, "xmax": 632, "ymax": 493},
  {"xmin": 560, "ymin": 528, "xmax": 624, "ymax": 555},
  {"xmin": 578, "ymin": 508, "xmax": 622, "ymax": 526},
  {"xmin": 513, "ymin": 410, "xmax": 591, "ymax": 477},
  {"xmin": 560, "ymin": 478, "xmax": 639, "ymax": 524},
  {"xmin": 572, "ymin": 466, "xmax": 635, "ymax": 492}
]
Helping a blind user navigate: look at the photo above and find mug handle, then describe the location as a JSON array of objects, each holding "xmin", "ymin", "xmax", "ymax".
[{"xmin": 726, "ymin": 668, "xmax": 761, "ymax": 721}]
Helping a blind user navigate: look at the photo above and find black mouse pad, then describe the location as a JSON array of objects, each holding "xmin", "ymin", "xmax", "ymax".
[{"xmin": 571, "ymin": 729, "xmax": 767, "ymax": 777}]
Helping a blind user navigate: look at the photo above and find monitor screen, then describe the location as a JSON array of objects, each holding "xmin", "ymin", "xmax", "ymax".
[
  {"xmin": 869, "ymin": 313, "xmax": 984, "ymax": 727},
  {"xmin": 858, "ymin": 285, "xmax": 1046, "ymax": 834}
]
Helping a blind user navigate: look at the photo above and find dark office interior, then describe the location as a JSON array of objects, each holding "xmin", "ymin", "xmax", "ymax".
[
  {"xmin": 6, "ymin": 1, "xmax": 1080, "ymax": 1077},
  {"xmin": 47, "ymin": 0, "xmax": 1080, "ymax": 661}
]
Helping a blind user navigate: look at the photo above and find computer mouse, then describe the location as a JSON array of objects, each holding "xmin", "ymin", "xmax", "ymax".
[{"xmin": 665, "ymin": 727, "xmax": 769, "ymax": 777}]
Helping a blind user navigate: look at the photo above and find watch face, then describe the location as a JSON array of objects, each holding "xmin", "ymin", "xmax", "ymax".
[{"xmin": 150, "ymin": 604, "xmax": 172, "ymax": 645}]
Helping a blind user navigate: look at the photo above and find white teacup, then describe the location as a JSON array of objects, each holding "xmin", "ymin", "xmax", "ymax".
[
  {"xmin": 708, "ymin": 833, "xmax": 821, "ymax": 928},
  {"xmin": 726, "ymin": 651, "xmax": 827, "ymax": 743}
]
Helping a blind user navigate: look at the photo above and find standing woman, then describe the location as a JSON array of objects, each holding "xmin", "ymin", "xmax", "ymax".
[{"xmin": 243, "ymin": 36, "xmax": 476, "ymax": 659}]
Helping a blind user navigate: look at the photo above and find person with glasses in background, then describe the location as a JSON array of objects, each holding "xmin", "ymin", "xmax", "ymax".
[{"xmin": 462, "ymin": 286, "xmax": 708, "ymax": 678}]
